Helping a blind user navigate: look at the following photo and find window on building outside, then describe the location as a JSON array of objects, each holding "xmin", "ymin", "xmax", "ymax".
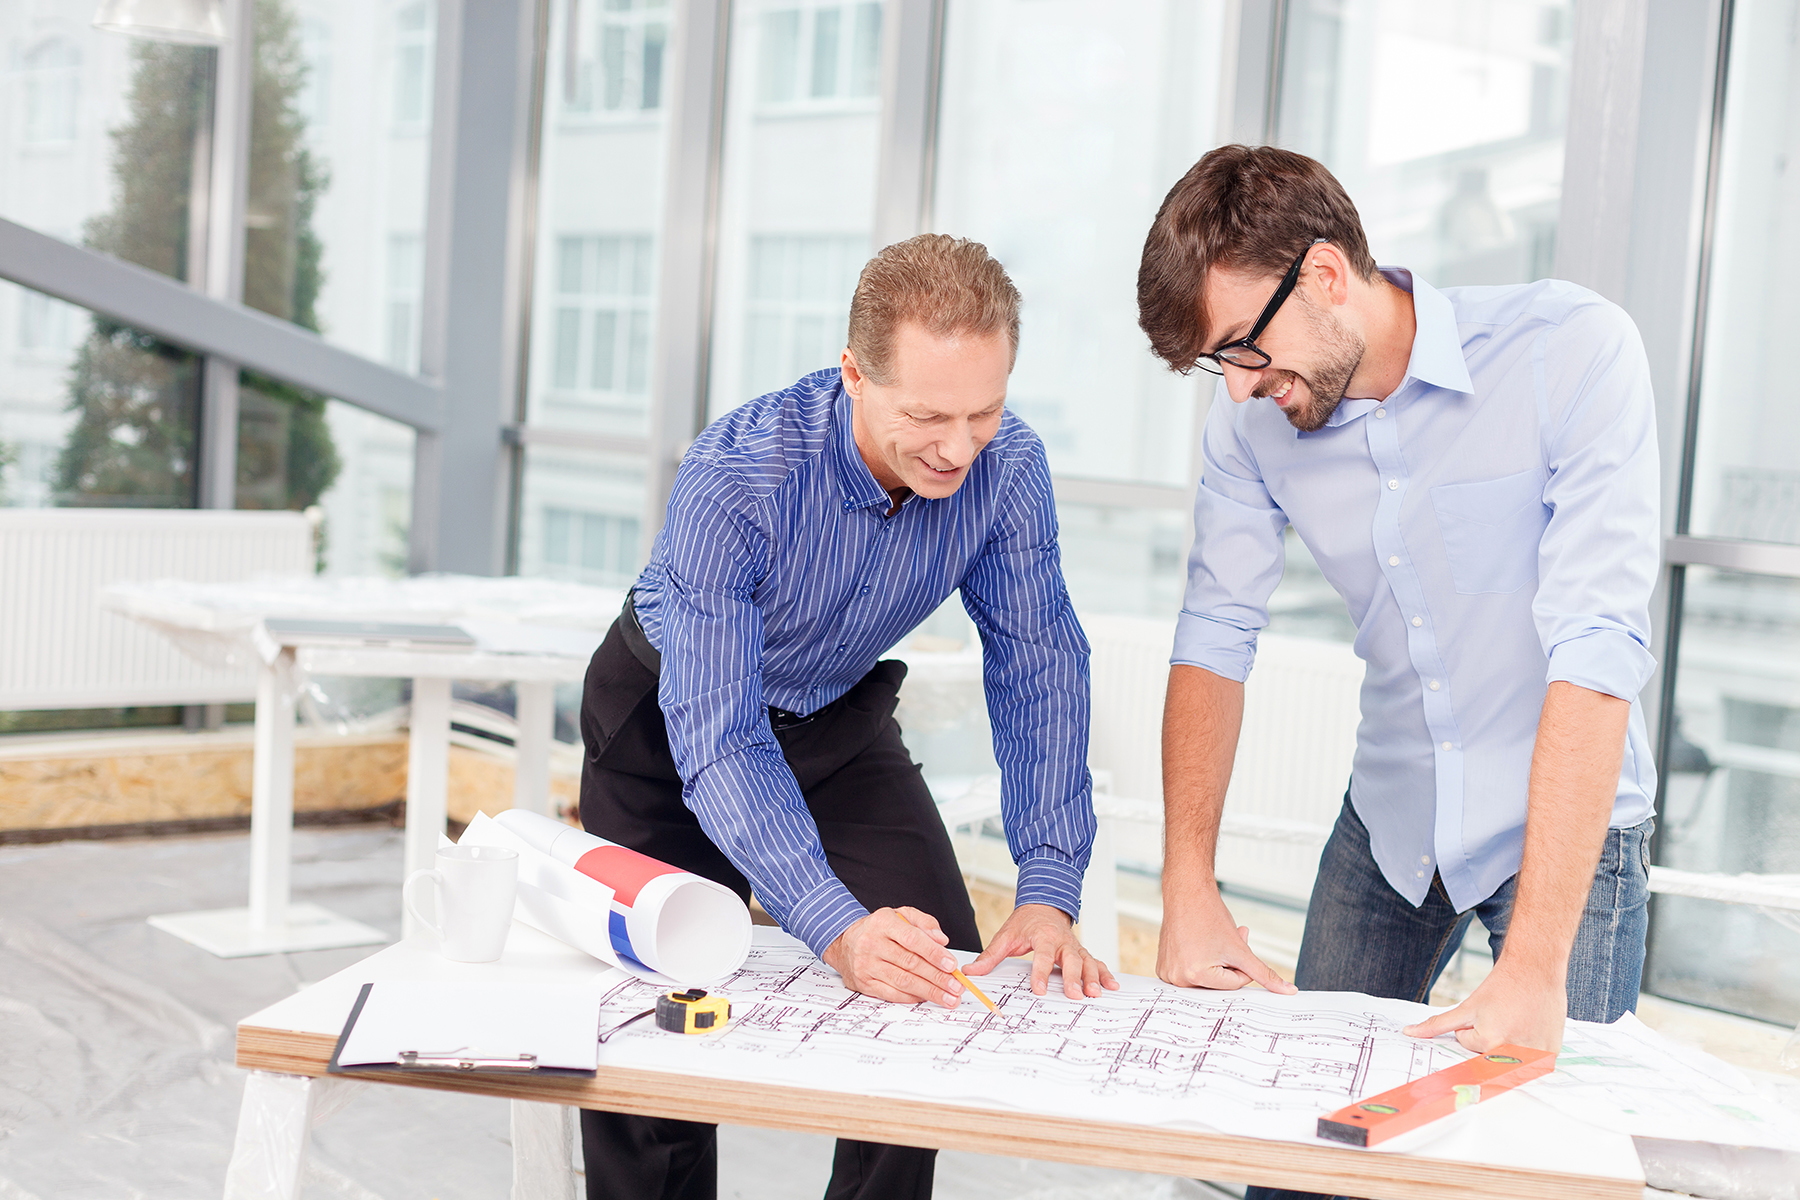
[
  {"xmin": 757, "ymin": 2, "xmax": 881, "ymax": 106},
  {"xmin": 563, "ymin": 0, "xmax": 668, "ymax": 115},
  {"xmin": 393, "ymin": 2, "xmax": 434, "ymax": 129},
  {"xmin": 20, "ymin": 37, "xmax": 79, "ymax": 145},
  {"xmin": 551, "ymin": 234, "xmax": 654, "ymax": 398},
  {"xmin": 706, "ymin": 0, "xmax": 884, "ymax": 420},
  {"xmin": 386, "ymin": 234, "xmax": 422, "ymax": 373},
  {"xmin": 542, "ymin": 506, "xmax": 642, "ymax": 584},
  {"xmin": 741, "ymin": 234, "xmax": 864, "ymax": 401}
]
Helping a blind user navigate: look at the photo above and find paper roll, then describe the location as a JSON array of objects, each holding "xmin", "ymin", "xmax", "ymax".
[{"xmin": 490, "ymin": 810, "xmax": 752, "ymax": 983}]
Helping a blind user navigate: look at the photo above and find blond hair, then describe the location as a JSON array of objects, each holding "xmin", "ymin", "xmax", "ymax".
[{"xmin": 846, "ymin": 234, "xmax": 1021, "ymax": 386}]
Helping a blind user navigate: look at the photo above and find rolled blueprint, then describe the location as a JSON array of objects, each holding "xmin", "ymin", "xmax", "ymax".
[{"xmin": 461, "ymin": 809, "xmax": 751, "ymax": 984}]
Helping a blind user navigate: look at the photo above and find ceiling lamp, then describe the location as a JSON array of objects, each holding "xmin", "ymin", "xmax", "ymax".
[{"xmin": 93, "ymin": 0, "xmax": 227, "ymax": 45}]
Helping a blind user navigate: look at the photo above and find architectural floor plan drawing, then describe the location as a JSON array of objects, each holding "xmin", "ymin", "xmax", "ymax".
[{"xmin": 593, "ymin": 929, "xmax": 1471, "ymax": 1142}]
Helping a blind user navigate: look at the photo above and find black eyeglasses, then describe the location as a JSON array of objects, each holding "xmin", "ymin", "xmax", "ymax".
[{"xmin": 1194, "ymin": 237, "xmax": 1329, "ymax": 375}]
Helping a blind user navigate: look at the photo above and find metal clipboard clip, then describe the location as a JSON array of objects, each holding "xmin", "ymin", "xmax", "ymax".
[{"xmin": 396, "ymin": 1048, "xmax": 540, "ymax": 1072}]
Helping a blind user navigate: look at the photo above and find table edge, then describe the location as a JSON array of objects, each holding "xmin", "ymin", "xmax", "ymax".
[{"xmin": 236, "ymin": 1026, "xmax": 1639, "ymax": 1200}]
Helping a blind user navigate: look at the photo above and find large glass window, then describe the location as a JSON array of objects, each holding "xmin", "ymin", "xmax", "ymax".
[
  {"xmin": 1277, "ymin": 0, "xmax": 1574, "ymax": 287},
  {"xmin": 932, "ymin": 0, "xmax": 1229, "ymax": 619},
  {"xmin": 517, "ymin": 447, "xmax": 646, "ymax": 590},
  {"xmin": 706, "ymin": 0, "xmax": 883, "ymax": 419},
  {"xmin": 1, "ymin": 3, "xmax": 212, "ymax": 284},
  {"xmin": 0, "ymin": 281, "xmax": 199, "ymax": 509},
  {"xmin": 1648, "ymin": 0, "xmax": 1800, "ymax": 1027}
]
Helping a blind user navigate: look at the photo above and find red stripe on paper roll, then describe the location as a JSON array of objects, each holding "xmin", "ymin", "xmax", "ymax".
[{"xmin": 574, "ymin": 845, "xmax": 682, "ymax": 906}]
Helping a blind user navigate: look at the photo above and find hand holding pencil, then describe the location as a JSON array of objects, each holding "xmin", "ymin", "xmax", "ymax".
[{"xmin": 822, "ymin": 905, "xmax": 984, "ymax": 1010}]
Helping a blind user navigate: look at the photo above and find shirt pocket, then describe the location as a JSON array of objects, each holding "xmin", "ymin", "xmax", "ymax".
[{"xmin": 1429, "ymin": 467, "xmax": 1549, "ymax": 595}]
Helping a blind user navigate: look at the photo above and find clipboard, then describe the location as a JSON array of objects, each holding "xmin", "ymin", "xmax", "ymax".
[{"xmin": 328, "ymin": 980, "xmax": 602, "ymax": 1079}]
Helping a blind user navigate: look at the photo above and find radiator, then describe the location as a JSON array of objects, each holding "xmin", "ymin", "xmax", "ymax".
[
  {"xmin": 0, "ymin": 509, "xmax": 312, "ymax": 711},
  {"xmin": 1084, "ymin": 614, "xmax": 1362, "ymax": 905}
]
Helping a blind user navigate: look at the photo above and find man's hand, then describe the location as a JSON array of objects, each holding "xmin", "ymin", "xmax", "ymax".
[
  {"xmin": 963, "ymin": 903, "xmax": 1120, "ymax": 998},
  {"xmin": 1403, "ymin": 962, "xmax": 1567, "ymax": 1053},
  {"xmin": 1157, "ymin": 886, "xmax": 1297, "ymax": 994},
  {"xmin": 821, "ymin": 906, "xmax": 965, "ymax": 1008}
]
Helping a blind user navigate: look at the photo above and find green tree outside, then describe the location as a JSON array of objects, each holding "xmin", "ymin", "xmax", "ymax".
[{"xmin": 56, "ymin": 0, "xmax": 340, "ymax": 515}]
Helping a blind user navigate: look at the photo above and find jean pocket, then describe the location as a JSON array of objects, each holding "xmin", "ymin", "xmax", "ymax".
[{"xmin": 1430, "ymin": 468, "xmax": 1549, "ymax": 595}]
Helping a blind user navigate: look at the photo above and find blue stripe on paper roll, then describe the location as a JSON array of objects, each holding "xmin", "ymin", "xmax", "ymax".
[{"xmin": 608, "ymin": 909, "xmax": 645, "ymax": 968}]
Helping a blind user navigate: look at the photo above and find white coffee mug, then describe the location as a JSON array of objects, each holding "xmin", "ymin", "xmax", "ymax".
[{"xmin": 404, "ymin": 844, "xmax": 519, "ymax": 963}]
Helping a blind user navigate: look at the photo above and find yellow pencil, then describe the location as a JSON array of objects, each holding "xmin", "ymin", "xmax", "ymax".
[{"xmin": 899, "ymin": 911, "xmax": 999, "ymax": 1013}]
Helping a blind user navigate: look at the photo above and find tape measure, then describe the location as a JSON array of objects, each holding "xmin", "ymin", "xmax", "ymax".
[
  {"xmin": 1316, "ymin": 1043, "xmax": 1557, "ymax": 1147},
  {"xmin": 655, "ymin": 988, "xmax": 731, "ymax": 1034}
]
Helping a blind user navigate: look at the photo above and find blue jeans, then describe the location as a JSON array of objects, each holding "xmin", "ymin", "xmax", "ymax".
[{"xmin": 1244, "ymin": 793, "xmax": 1652, "ymax": 1200}]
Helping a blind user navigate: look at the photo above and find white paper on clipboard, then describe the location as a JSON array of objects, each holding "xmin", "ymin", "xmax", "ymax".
[{"xmin": 334, "ymin": 980, "xmax": 604, "ymax": 1072}]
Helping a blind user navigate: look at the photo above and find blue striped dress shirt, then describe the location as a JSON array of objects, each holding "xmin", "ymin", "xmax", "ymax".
[
  {"xmin": 631, "ymin": 369, "xmax": 1095, "ymax": 956},
  {"xmin": 1175, "ymin": 271, "xmax": 1660, "ymax": 913}
]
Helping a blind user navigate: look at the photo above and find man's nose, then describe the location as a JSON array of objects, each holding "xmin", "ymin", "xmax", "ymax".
[
  {"xmin": 940, "ymin": 423, "xmax": 978, "ymax": 467},
  {"xmin": 1220, "ymin": 361, "xmax": 1261, "ymax": 404}
]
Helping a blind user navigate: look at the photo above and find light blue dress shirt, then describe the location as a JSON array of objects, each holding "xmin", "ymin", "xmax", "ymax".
[
  {"xmin": 632, "ymin": 370, "xmax": 1095, "ymax": 956},
  {"xmin": 1173, "ymin": 269, "xmax": 1660, "ymax": 912}
]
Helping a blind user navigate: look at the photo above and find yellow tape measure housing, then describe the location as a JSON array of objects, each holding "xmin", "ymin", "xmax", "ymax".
[{"xmin": 655, "ymin": 989, "xmax": 731, "ymax": 1034}]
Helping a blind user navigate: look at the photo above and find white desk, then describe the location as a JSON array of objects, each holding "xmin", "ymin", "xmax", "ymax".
[
  {"xmin": 228, "ymin": 924, "xmax": 1645, "ymax": 1200},
  {"xmin": 103, "ymin": 576, "xmax": 619, "ymax": 956}
]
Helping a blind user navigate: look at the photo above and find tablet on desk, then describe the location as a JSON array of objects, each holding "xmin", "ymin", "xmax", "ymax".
[{"xmin": 262, "ymin": 618, "xmax": 477, "ymax": 651}]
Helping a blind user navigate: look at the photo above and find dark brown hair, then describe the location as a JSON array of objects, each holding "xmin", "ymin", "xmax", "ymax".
[
  {"xmin": 1137, "ymin": 145, "xmax": 1377, "ymax": 373},
  {"xmin": 847, "ymin": 234, "xmax": 1021, "ymax": 386}
]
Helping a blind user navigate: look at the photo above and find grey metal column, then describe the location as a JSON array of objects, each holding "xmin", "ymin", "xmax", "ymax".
[
  {"xmin": 410, "ymin": 0, "xmax": 540, "ymax": 575},
  {"xmin": 1554, "ymin": 0, "xmax": 1650, "ymax": 305},
  {"xmin": 643, "ymin": 0, "xmax": 732, "ymax": 546},
  {"xmin": 871, "ymin": 0, "xmax": 945, "ymax": 249},
  {"xmin": 1227, "ymin": 0, "xmax": 1287, "ymax": 146},
  {"xmin": 197, "ymin": 0, "xmax": 254, "ymax": 511}
]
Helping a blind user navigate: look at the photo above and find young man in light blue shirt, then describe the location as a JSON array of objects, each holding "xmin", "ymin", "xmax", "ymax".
[{"xmin": 1137, "ymin": 146, "xmax": 1658, "ymax": 1198}]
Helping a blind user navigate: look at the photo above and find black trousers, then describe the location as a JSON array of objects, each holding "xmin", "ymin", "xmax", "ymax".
[{"xmin": 577, "ymin": 615, "xmax": 981, "ymax": 1200}]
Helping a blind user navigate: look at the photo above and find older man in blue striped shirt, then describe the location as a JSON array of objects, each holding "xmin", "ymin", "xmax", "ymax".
[{"xmin": 576, "ymin": 234, "xmax": 1116, "ymax": 1200}]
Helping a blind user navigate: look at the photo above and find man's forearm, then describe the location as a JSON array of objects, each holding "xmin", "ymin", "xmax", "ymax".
[
  {"xmin": 1161, "ymin": 664, "xmax": 1246, "ymax": 894},
  {"xmin": 1505, "ymin": 680, "xmax": 1632, "ymax": 980}
]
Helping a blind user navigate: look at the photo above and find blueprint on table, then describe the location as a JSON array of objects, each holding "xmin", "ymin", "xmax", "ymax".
[{"xmin": 592, "ymin": 929, "xmax": 1471, "ymax": 1142}]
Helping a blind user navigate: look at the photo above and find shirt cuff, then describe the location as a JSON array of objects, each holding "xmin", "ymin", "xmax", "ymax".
[
  {"xmin": 1169, "ymin": 610, "xmax": 1257, "ymax": 682},
  {"xmin": 1014, "ymin": 849, "xmax": 1084, "ymax": 922},
  {"xmin": 1546, "ymin": 626, "xmax": 1657, "ymax": 702},
  {"xmin": 783, "ymin": 877, "xmax": 871, "ymax": 958}
]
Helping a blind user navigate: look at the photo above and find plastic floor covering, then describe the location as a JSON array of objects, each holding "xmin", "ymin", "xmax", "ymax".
[{"xmin": 0, "ymin": 827, "xmax": 1235, "ymax": 1200}]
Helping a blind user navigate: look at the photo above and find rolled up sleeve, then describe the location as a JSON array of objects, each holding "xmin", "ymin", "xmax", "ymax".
[
  {"xmin": 1171, "ymin": 387, "xmax": 1292, "ymax": 680},
  {"xmin": 1532, "ymin": 301, "xmax": 1661, "ymax": 701}
]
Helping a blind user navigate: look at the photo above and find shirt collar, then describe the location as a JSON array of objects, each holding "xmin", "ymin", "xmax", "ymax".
[
  {"xmin": 831, "ymin": 380, "xmax": 893, "ymax": 512},
  {"xmin": 1320, "ymin": 267, "xmax": 1473, "ymax": 429}
]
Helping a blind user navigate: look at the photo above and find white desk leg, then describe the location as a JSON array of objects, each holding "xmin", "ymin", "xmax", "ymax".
[
  {"xmin": 510, "ymin": 1100, "xmax": 578, "ymax": 1200},
  {"xmin": 1079, "ymin": 816, "xmax": 1121, "ymax": 969},
  {"xmin": 249, "ymin": 650, "xmax": 297, "ymax": 935},
  {"xmin": 513, "ymin": 681, "xmax": 556, "ymax": 816},
  {"xmin": 405, "ymin": 675, "xmax": 453, "ymax": 938},
  {"xmin": 221, "ymin": 1071, "xmax": 316, "ymax": 1200}
]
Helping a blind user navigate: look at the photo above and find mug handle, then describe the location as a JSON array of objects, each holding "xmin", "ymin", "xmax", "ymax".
[{"xmin": 403, "ymin": 868, "xmax": 445, "ymax": 939}]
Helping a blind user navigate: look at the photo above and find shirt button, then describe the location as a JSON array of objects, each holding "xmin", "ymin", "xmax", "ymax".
[
  {"xmin": 1442, "ymin": 741, "xmax": 1452, "ymax": 751},
  {"xmin": 1421, "ymin": 855, "xmax": 1431, "ymax": 864},
  {"xmin": 1415, "ymin": 870, "xmax": 1425, "ymax": 879},
  {"xmin": 836, "ymin": 644, "xmax": 847, "ymax": 652},
  {"xmin": 1375, "ymin": 408, "xmax": 1387, "ymax": 418},
  {"xmin": 1387, "ymin": 479, "xmax": 1398, "ymax": 490},
  {"xmin": 860, "ymin": 585, "xmax": 870, "ymax": 595},
  {"xmin": 1411, "ymin": 616, "xmax": 1422, "ymax": 627},
  {"xmin": 1428, "ymin": 680, "xmax": 1440, "ymax": 691},
  {"xmin": 1388, "ymin": 556, "xmax": 1399, "ymax": 566}
]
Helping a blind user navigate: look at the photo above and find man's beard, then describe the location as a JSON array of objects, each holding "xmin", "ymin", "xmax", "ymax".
[{"xmin": 1257, "ymin": 300, "xmax": 1366, "ymax": 432}]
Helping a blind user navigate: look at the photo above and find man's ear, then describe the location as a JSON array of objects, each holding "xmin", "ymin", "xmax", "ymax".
[
  {"xmin": 839, "ymin": 347, "xmax": 864, "ymax": 395},
  {"xmin": 1310, "ymin": 243, "xmax": 1354, "ymax": 307}
]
